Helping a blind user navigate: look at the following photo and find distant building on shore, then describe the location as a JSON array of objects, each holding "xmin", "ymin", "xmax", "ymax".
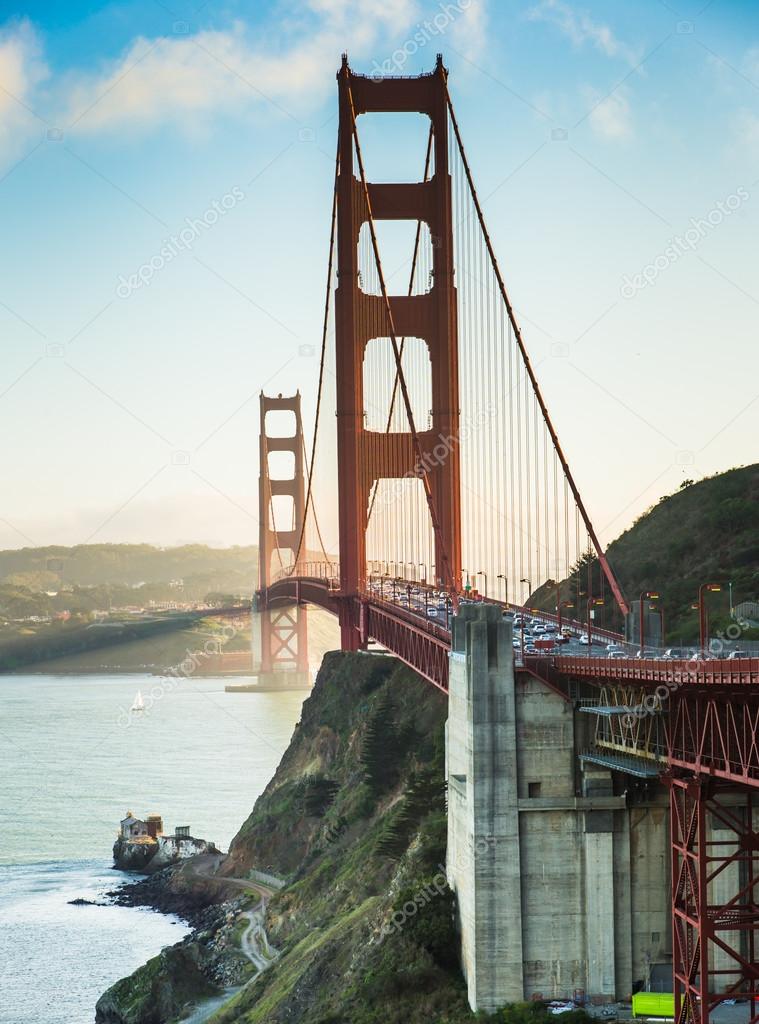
[
  {"xmin": 119, "ymin": 811, "xmax": 163, "ymax": 840},
  {"xmin": 114, "ymin": 811, "xmax": 217, "ymax": 873}
]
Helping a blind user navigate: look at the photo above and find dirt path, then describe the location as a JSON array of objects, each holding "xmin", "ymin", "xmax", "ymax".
[{"xmin": 188, "ymin": 854, "xmax": 280, "ymax": 971}]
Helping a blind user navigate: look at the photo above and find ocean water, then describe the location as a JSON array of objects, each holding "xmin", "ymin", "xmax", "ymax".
[
  {"xmin": 0, "ymin": 859, "xmax": 186, "ymax": 1024},
  {"xmin": 0, "ymin": 619, "xmax": 338, "ymax": 1024}
]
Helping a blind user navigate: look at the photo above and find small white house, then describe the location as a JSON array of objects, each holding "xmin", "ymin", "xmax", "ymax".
[{"xmin": 120, "ymin": 811, "xmax": 149, "ymax": 839}]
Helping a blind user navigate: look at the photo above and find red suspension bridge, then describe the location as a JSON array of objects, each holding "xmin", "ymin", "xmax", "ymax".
[{"xmin": 255, "ymin": 57, "xmax": 759, "ymax": 1024}]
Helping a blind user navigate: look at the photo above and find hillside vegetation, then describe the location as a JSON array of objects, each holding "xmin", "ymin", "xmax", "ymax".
[{"xmin": 536, "ymin": 465, "xmax": 759, "ymax": 640}]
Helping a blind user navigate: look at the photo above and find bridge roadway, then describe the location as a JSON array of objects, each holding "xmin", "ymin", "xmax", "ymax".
[
  {"xmin": 263, "ymin": 570, "xmax": 759, "ymax": 786},
  {"xmin": 261, "ymin": 570, "xmax": 759, "ymax": 693}
]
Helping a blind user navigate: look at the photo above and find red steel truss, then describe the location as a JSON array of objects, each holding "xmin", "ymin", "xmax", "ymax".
[
  {"xmin": 264, "ymin": 576, "xmax": 450, "ymax": 691},
  {"xmin": 669, "ymin": 775, "xmax": 759, "ymax": 1024},
  {"xmin": 668, "ymin": 688, "xmax": 759, "ymax": 788}
]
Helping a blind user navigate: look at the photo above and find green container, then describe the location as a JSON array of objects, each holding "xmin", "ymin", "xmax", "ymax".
[{"xmin": 632, "ymin": 991, "xmax": 675, "ymax": 1018}]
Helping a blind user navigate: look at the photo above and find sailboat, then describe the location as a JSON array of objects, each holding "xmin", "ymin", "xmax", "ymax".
[{"xmin": 130, "ymin": 690, "xmax": 145, "ymax": 713}]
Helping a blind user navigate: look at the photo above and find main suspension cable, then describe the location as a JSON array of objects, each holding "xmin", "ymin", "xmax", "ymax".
[{"xmin": 292, "ymin": 140, "xmax": 339, "ymax": 572}]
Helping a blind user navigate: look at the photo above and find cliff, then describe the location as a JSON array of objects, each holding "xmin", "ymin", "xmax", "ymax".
[{"xmin": 97, "ymin": 650, "xmax": 477, "ymax": 1024}]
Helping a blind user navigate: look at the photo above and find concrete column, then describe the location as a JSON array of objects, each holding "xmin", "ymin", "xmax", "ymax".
[
  {"xmin": 446, "ymin": 603, "xmax": 523, "ymax": 1012},
  {"xmin": 584, "ymin": 826, "xmax": 616, "ymax": 998}
]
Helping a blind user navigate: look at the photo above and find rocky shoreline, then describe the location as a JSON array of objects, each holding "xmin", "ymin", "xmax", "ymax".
[
  {"xmin": 95, "ymin": 859, "xmax": 261, "ymax": 1024},
  {"xmin": 107, "ymin": 862, "xmax": 220, "ymax": 924}
]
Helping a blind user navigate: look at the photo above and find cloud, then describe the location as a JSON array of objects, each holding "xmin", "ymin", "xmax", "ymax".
[
  {"xmin": 59, "ymin": 0, "xmax": 435, "ymax": 134},
  {"xmin": 448, "ymin": 0, "xmax": 489, "ymax": 62},
  {"xmin": 526, "ymin": 0, "xmax": 638, "ymax": 65},
  {"xmin": 588, "ymin": 90, "xmax": 633, "ymax": 140},
  {"xmin": 0, "ymin": 2, "xmax": 489, "ymax": 153},
  {"xmin": 0, "ymin": 20, "xmax": 49, "ymax": 162}
]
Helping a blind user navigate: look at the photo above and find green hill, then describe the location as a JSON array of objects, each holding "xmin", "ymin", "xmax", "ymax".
[{"xmin": 536, "ymin": 464, "xmax": 759, "ymax": 642}]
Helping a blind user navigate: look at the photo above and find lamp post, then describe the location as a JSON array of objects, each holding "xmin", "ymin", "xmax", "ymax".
[
  {"xmin": 557, "ymin": 600, "xmax": 574, "ymax": 633},
  {"xmin": 639, "ymin": 591, "xmax": 660, "ymax": 653},
  {"xmin": 419, "ymin": 563, "xmax": 427, "ymax": 585},
  {"xmin": 496, "ymin": 574, "xmax": 508, "ymax": 606},
  {"xmin": 406, "ymin": 562, "xmax": 415, "ymax": 582},
  {"xmin": 477, "ymin": 571, "xmax": 488, "ymax": 599},
  {"xmin": 518, "ymin": 579, "xmax": 531, "ymax": 661},
  {"xmin": 699, "ymin": 582, "xmax": 723, "ymax": 652},
  {"xmin": 587, "ymin": 597, "xmax": 604, "ymax": 648}
]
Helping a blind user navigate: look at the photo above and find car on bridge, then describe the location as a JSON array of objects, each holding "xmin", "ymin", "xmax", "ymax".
[{"xmin": 662, "ymin": 647, "xmax": 688, "ymax": 660}]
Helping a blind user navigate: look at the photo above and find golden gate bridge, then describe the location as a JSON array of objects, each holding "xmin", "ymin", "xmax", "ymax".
[{"xmin": 253, "ymin": 55, "xmax": 759, "ymax": 1024}]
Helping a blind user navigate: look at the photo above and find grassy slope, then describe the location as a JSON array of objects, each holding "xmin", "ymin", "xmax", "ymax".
[{"xmin": 210, "ymin": 650, "xmax": 476, "ymax": 1024}]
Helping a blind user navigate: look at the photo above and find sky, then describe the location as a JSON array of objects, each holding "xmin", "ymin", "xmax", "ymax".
[{"xmin": 0, "ymin": 0, "xmax": 757, "ymax": 554}]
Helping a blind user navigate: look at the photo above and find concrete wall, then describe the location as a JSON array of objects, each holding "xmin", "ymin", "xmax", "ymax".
[{"xmin": 446, "ymin": 605, "xmax": 670, "ymax": 1013}]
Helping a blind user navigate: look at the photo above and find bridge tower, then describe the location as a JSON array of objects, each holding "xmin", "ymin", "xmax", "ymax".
[
  {"xmin": 256, "ymin": 392, "xmax": 309, "ymax": 684},
  {"xmin": 335, "ymin": 55, "xmax": 462, "ymax": 649}
]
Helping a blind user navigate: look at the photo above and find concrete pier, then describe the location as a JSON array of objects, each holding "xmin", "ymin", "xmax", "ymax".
[{"xmin": 445, "ymin": 604, "xmax": 671, "ymax": 1013}]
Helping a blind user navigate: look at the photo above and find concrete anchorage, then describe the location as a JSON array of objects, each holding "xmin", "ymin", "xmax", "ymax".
[{"xmin": 446, "ymin": 603, "xmax": 670, "ymax": 1014}]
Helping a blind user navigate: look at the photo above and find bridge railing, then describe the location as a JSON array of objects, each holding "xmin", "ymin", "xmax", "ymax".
[{"xmin": 272, "ymin": 561, "xmax": 340, "ymax": 585}]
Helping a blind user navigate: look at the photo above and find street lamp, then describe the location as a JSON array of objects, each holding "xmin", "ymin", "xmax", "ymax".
[
  {"xmin": 419, "ymin": 563, "xmax": 427, "ymax": 585},
  {"xmin": 699, "ymin": 582, "xmax": 724, "ymax": 652},
  {"xmin": 587, "ymin": 597, "xmax": 605, "ymax": 648},
  {"xmin": 520, "ymin": 578, "xmax": 531, "ymax": 606},
  {"xmin": 557, "ymin": 600, "xmax": 574, "ymax": 633},
  {"xmin": 477, "ymin": 571, "xmax": 488, "ymax": 599},
  {"xmin": 639, "ymin": 591, "xmax": 660, "ymax": 653},
  {"xmin": 496, "ymin": 574, "xmax": 509, "ymax": 606}
]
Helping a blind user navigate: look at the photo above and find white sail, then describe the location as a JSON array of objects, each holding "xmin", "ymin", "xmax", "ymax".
[{"xmin": 130, "ymin": 690, "xmax": 145, "ymax": 712}]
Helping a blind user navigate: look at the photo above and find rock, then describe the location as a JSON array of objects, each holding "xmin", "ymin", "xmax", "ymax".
[
  {"xmin": 113, "ymin": 834, "xmax": 220, "ymax": 874},
  {"xmin": 95, "ymin": 943, "xmax": 219, "ymax": 1024}
]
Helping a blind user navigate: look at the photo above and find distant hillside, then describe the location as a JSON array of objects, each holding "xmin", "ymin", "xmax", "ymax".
[
  {"xmin": 535, "ymin": 465, "xmax": 759, "ymax": 641},
  {"xmin": 0, "ymin": 544, "xmax": 258, "ymax": 619},
  {"xmin": 0, "ymin": 543, "xmax": 257, "ymax": 588}
]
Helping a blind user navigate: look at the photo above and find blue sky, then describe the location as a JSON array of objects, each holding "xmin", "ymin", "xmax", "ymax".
[{"xmin": 0, "ymin": 0, "xmax": 757, "ymax": 552}]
